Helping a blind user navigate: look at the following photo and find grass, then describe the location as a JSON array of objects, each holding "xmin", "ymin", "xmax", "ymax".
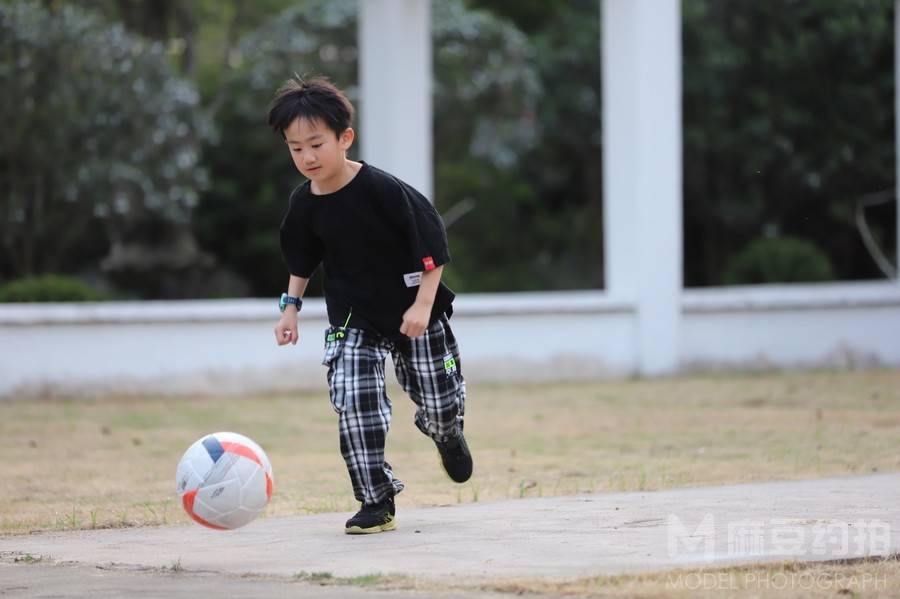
[
  {"xmin": 1, "ymin": 369, "xmax": 899, "ymax": 537},
  {"xmin": 164, "ymin": 557, "xmax": 183, "ymax": 573},
  {"xmin": 294, "ymin": 571, "xmax": 335, "ymax": 582},
  {"xmin": 473, "ymin": 555, "xmax": 900, "ymax": 597},
  {"xmin": 11, "ymin": 553, "xmax": 46, "ymax": 564},
  {"xmin": 293, "ymin": 571, "xmax": 386, "ymax": 586},
  {"xmin": 245, "ymin": 556, "xmax": 900, "ymax": 597}
]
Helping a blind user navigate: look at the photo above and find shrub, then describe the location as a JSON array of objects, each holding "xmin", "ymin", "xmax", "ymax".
[
  {"xmin": 0, "ymin": 275, "xmax": 106, "ymax": 302},
  {"xmin": 722, "ymin": 236, "xmax": 834, "ymax": 284}
]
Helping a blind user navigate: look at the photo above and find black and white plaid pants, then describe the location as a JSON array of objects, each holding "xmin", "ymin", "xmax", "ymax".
[{"xmin": 321, "ymin": 316, "xmax": 466, "ymax": 505}]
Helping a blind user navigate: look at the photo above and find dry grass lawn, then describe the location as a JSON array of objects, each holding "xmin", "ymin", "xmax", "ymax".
[
  {"xmin": 471, "ymin": 556, "xmax": 900, "ymax": 598},
  {"xmin": 251, "ymin": 555, "xmax": 900, "ymax": 597},
  {"xmin": 2, "ymin": 369, "xmax": 900, "ymax": 596},
  {"xmin": 1, "ymin": 369, "xmax": 899, "ymax": 534}
]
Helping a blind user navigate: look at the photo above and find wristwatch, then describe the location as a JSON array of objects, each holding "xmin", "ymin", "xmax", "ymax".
[{"xmin": 279, "ymin": 293, "xmax": 302, "ymax": 312}]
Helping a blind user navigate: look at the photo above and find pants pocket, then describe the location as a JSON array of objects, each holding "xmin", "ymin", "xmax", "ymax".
[
  {"xmin": 322, "ymin": 327, "xmax": 347, "ymax": 412},
  {"xmin": 321, "ymin": 327, "xmax": 346, "ymax": 366}
]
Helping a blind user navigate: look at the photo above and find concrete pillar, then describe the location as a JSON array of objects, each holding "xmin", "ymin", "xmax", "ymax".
[
  {"xmin": 358, "ymin": 0, "xmax": 433, "ymax": 199},
  {"xmin": 602, "ymin": 0, "xmax": 683, "ymax": 375}
]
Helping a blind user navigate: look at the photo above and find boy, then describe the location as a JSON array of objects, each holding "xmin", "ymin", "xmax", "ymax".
[{"xmin": 269, "ymin": 76, "xmax": 472, "ymax": 535}]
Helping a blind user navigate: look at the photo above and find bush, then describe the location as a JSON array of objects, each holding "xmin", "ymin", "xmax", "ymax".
[
  {"xmin": 0, "ymin": 275, "xmax": 106, "ymax": 303},
  {"xmin": 0, "ymin": 2, "xmax": 211, "ymax": 280},
  {"xmin": 722, "ymin": 237, "xmax": 834, "ymax": 284}
]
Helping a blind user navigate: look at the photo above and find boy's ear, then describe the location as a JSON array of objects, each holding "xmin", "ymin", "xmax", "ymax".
[{"xmin": 339, "ymin": 127, "xmax": 355, "ymax": 150}]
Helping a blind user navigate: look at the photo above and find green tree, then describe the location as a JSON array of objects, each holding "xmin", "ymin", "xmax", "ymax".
[
  {"xmin": 0, "ymin": 2, "xmax": 211, "ymax": 289},
  {"xmin": 195, "ymin": 0, "xmax": 542, "ymax": 296},
  {"xmin": 193, "ymin": 0, "xmax": 360, "ymax": 298},
  {"xmin": 682, "ymin": 0, "xmax": 895, "ymax": 285},
  {"xmin": 466, "ymin": 0, "xmax": 604, "ymax": 290}
]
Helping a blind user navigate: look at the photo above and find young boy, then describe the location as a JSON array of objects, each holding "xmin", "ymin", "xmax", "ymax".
[{"xmin": 269, "ymin": 76, "xmax": 472, "ymax": 535}]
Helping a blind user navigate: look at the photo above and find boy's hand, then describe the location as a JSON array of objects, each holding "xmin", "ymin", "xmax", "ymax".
[
  {"xmin": 400, "ymin": 300, "xmax": 431, "ymax": 339},
  {"xmin": 274, "ymin": 309, "xmax": 299, "ymax": 346}
]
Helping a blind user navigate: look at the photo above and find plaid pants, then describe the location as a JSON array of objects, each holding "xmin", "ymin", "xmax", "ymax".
[{"xmin": 321, "ymin": 316, "xmax": 466, "ymax": 505}]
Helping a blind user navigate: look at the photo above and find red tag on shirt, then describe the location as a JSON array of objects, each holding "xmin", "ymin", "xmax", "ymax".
[{"xmin": 422, "ymin": 256, "xmax": 436, "ymax": 271}]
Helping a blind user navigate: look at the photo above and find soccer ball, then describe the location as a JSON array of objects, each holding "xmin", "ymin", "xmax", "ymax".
[{"xmin": 176, "ymin": 432, "xmax": 274, "ymax": 530}]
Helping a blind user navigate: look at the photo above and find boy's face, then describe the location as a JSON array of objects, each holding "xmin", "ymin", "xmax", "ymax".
[{"xmin": 284, "ymin": 117, "xmax": 354, "ymax": 183}]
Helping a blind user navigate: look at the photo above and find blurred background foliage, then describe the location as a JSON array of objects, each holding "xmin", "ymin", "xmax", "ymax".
[
  {"xmin": 681, "ymin": 0, "xmax": 896, "ymax": 287},
  {"xmin": 0, "ymin": 0, "xmax": 895, "ymax": 300}
]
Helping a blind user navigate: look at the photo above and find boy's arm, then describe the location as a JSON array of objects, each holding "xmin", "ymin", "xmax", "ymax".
[
  {"xmin": 274, "ymin": 275, "xmax": 309, "ymax": 346},
  {"xmin": 400, "ymin": 265, "xmax": 443, "ymax": 339}
]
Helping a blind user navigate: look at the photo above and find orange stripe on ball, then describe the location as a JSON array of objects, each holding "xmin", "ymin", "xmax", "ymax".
[
  {"xmin": 182, "ymin": 489, "xmax": 229, "ymax": 530},
  {"xmin": 220, "ymin": 441, "xmax": 263, "ymax": 468}
]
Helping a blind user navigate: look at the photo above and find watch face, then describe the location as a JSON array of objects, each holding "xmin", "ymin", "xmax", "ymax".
[{"xmin": 279, "ymin": 294, "xmax": 299, "ymax": 312}]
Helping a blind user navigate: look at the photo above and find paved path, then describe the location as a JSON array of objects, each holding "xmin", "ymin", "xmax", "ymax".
[
  {"xmin": 1, "ymin": 473, "xmax": 898, "ymax": 596},
  {"xmin": 0, "ymin": 561, "xmax": 509, "ymax": 599}
]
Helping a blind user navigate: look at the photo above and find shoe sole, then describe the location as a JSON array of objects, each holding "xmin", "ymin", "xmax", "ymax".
[
  {"xmin": 345, "ymin": 516, "xmax": 397, "ymax": 535},
  {"xmin": 439, "ymin": 456, "xmax": 473, "ymax": 483},
  {"xmin": 443, "ymin": 467, "xmax": 472, "ymax": 483}
]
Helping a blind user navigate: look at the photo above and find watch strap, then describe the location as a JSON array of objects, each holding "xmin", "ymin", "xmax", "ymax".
[{"xmin": 279, "ymin": 293, "xmax": 302, "ymax": 312}]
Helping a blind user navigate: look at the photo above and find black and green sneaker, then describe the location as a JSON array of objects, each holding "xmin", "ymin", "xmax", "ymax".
[
  {"xmin": 436, "ymin": 433, "xmax": 473, "ymax": 483},
  {"xmin": 345, "ymin": 496, "xmax": 396, "ymax": 534}
]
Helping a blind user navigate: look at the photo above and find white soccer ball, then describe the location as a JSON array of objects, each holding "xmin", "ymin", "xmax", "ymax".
[{"xmin": 176, "ymin": 432, "xmax": 274, "ymax": 530}]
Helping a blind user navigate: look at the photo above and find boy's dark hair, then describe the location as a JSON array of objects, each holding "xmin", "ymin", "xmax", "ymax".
[{"xmin": 267, "ymin": 75, "xmax": 355, "ymax": 140}]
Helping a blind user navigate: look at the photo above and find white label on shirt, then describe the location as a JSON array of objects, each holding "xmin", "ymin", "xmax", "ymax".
[{"xmin": 403, "ymin": 271, "xmax": 423, "ymax": 287}]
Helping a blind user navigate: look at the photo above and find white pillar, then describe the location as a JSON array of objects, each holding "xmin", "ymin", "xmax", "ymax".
[
  {"xmin": 602, "ymin": 0, "xmax": 683, "ymax": 375},
  {"xmin": 896, "ymin": 0, "xmax": 899, "ymax": 281},
  {"xmin": 358, "ymin": 0, "xmax": 433, "ymax": 199}
]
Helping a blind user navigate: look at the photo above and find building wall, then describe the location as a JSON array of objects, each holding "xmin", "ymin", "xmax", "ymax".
[
  {"xmin": 681, "ymin": 282, "xmax": 900, "ymax": 371},
  {"xmin": 1, "ymin": 281, "xmax": 898, "ymax": 398}
]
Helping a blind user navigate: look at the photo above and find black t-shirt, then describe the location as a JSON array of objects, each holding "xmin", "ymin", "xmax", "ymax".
[{"xmin": 279, "ymin": 162, "xmax": 455, "ymax": 340}]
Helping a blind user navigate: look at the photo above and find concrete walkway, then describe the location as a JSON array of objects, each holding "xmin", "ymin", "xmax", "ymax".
[
  {"xmin": 0, "ymin": 561, "xmax": 512, "ymax": 599},
  {"xmin": 1, "ymin": 473, "xmax": 898, "ymax": 591}
]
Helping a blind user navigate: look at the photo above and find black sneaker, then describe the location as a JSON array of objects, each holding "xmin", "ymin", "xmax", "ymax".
[
  {"xmin": 345, "ymin": 496, "xmax": 396, "ymax": 534},
  {"xmin": 436, "ymin": 433, "xmax": 473, "ymax": 483}
]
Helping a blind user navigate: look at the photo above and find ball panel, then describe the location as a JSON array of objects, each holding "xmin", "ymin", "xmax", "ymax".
[
  {"xmin": 239, "ymin": 467, "xmax": 269, "ymax": 511},
  {"xmin": 196, "ymin": 475, "xmax": 242, "ymax": 514},
  {"xmin": 176, "ymin": 445, "xmax": 214, "ymax": 496},
  {"xmin": 181, "ymin": 489, "xmax": 228, "ymax": 530},
  {"xmin": 201, "ymin": 452, "xmax": 241, "ymax": 487},
  {"xmin": 201, "ymin": 434, "xmax": 226, "ymax": 463},
  {"xmin": 215, "ymin": 432, "xmax": 273, "ymax": 476},
  {"xmin": 232, "ymin": 455, "xmax": 262, "ymax": 487},
  {"xmin": 216, "ymin": 507, "xmax": 257, "ymax": 530},
  {"xmin": 220, "ymin": 441, "xmax": 263, "ymax": 468}
]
